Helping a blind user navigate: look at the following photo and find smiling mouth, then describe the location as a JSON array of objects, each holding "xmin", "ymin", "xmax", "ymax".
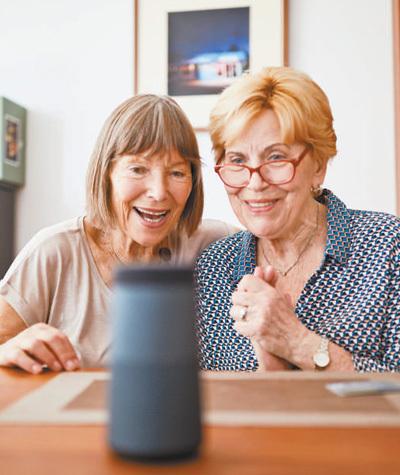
[
  {"xmin": 245, "ymin": 200, "xmax": 278, "ymax": 211},
  {"xmin": 134, "ymin": 207, "xmax": 170, "ymax": 223}
]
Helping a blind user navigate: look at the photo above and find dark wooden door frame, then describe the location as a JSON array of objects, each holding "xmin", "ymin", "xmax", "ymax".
[{"xmin": 393, "ymin": 0, "xmax": 400, "ymax": 215}]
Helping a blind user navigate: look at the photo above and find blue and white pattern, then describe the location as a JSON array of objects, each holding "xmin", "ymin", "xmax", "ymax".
[{"xmin": 195, "ymin": 190, "xmax": 400, "ymax": 372}]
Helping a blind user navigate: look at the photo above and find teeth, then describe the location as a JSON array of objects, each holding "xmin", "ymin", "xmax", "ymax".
[
  {"xmin": 248, "ymin": 202, "xmax": 274, "ymax": 208},
  {"xmin": 135, "ymin": 207, "xmax": 168, "ymax": 223},
  {"xmin": 136, "ymin": 207, "xmax": 168, "ymax": 216},
  {"xmin": 142, "ymin": 215, "xmax": 165, "ymax": 223}
]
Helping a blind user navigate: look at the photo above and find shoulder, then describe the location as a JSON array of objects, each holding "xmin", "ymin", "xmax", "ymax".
[
  {"xmin": 11, "ymin": 217, "xmax": 84, "ymax": 268},
  {"xmin": 196, "ymin": 230, "xmax": 249, "ymax": 270},
  {"xmin": 349, "ymin": 208, "xmax": 400, "ymax": 227},
  {"xmin": 177, "ymin": 219, "xmax": 240, "ymax": 263},
  {"xmin": 195, "ymin": 230, "xmax": 251, "ymax": 292},
  {"xmin": 349, "ymin": 209, "xmax": 400, "ymax": 241},
  {"xmin": 191, "ymin": 218, "xmax": 239, "ymax": 244},
  {"xmin": 346, "ymin": 210, "xmax": 400, "ymax": 268},
  {"xmin": 1, "ymin": 217, "xmax": 85, "ymax": 284},
  {"xmin": 26, "ymin": 217, "xmax": 83, "ymax": 251},
  {"xmin": 30, "ymin": 216, "xmax": 82, "ymax": 242},
  {"xmin": 325, "ymin": 190, "xmax": 400, "ymax": 254},
  {"xmin": 326, "ymin": 190, "xmax": 399, "ymax": 238}
]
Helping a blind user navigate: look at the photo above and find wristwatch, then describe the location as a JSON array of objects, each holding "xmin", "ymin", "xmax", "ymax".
[{"xmin": 313, "ymin": 336, "xmax": 330, "ymax": 370}]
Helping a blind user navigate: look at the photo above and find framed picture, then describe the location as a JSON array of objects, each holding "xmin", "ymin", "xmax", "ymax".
[
  {"xmin": 393, "ymin": 0, "xmax": 400, "ymax": 215},
  {"xmin": 134, "ymin": 0, "xmax": 287, "ymax": 129},
  {"xmin": 0, "ymin": 97, "xmax": 26, "ymax": 188}
]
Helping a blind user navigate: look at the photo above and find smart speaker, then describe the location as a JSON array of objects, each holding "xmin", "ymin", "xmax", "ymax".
[{"xmin": 109, "ymin": 266, "xmax": 201, "ymax": 461}]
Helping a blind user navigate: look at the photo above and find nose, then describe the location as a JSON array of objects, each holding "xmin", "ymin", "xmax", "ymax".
[
  {"xmin": 145, "ymin": 171, "xmax": 168, "ymax": 201},
  {"xmin": 246, "ymin": 168, "xmax": 269, "ymax": 192}
]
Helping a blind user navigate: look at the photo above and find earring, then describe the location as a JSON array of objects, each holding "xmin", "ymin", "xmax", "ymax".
[{"xmin": 311, "ymin": 184, "xmax": 322, "ymax": 197}]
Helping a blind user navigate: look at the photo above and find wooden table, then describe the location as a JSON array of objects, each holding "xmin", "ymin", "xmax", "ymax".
[{"xmin": 1, "ymin": 368, "xmax": 400, "ymax": 475}]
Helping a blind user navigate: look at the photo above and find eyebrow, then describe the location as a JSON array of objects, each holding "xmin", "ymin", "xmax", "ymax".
[
  {"xmin": 118, "ymin": 155, "xmax": 147, "ymax": 164},
  {"xmin": 226, "ymin": 143, "xmax": 286, "ymax": 158},
  {"xmin": 167, "ymin": 160, "xmax": 188, "ymax": 167},
  {"xmin": 120, "ymin": 156, "xmax": 188, "ymax": 168},
  {"xmin": 262, "ymin": 143, "xmax": 286, "ymax": 153}
]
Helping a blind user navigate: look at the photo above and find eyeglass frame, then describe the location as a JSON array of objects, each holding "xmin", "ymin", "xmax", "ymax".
[{"xmin": 214, "ymin": 144, "xmax": 310, "ymax": 189}]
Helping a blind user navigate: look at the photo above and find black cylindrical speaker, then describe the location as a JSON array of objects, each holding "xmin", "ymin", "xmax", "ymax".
[{"xmin": 108, "ymin": 266, "xmax": 202, "ymax": 461}]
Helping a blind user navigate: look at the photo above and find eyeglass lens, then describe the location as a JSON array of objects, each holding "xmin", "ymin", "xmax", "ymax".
[
  {"xmin": 219, "ymin": 143, "xmax": 306, "ymax": 187},
  {"xmin": 219, "ymin": 161, "xmax": 295, "ymax": 187}
]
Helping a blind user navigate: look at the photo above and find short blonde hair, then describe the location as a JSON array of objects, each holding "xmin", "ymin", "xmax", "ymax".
[
  {"xmin": 209, "ymin": 66, "xmax": 337, "ymax": 165},
  {"xmin": 86, "ymin": 95, "xmax": 203, "ymax": 236}
]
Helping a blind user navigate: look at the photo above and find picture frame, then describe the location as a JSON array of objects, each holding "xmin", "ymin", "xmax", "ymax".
[
  {"xmin": 393, "ymin": 0, "xmax": 400, "ymax": 215},
  {"xmin": 134, "ymin": 0, "xmax": 287, "ymax": 129},
  {"xmin": 0, "ymin": 97, "xmax": 26, "ymax": 188}
]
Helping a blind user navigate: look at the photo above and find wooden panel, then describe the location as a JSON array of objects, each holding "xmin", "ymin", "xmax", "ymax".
[
  {"xmin": 394, "ymin": 0, "xmax": 400, "ymax": 214},
  {"xmin": 0, "ymin": 184, "xmax": 15, "ymax": 277},
  {"xmin": 203, "ymin": 378, "xmax": 395, "ymax": 413},
  {"xmin": 1, "ymin": 368, "xmax": 400, "ymax": 475}
]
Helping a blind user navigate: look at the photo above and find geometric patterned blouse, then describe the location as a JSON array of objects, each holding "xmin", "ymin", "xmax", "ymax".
[{"xmin": 195, "ymin": 189, "xmax": 400, "ymax": 372}]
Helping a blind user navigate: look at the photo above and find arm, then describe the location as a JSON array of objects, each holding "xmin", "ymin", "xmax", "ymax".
[
  {"xmin": 0, "ymin": 297, "xmax": 27, "ymax": 344},
  {"xmin": 245, "ymin": 267, "xmax": 294, "ymax": 371},
  {"xmin": 287, "ymin": 326, "xmax": 354, "ymax": 371},
  {"xmin": 0, "ymin": 230, "xmax": 83, "ymax": 374},
  {"xmin": 0, "ymin": 296, "xmax": 80, "ymax": 374},
  {"xmin": 232, "ymin": 267, "xmax": 355, "ymax": 371},
  {"xmin": 194, "ymin": 248, "xmax": 286, "ymax": 371},
  {"xmin": 181, "ymin": 220, "xmax": 241, "ymax": 265},
  {"xmin": 194, "ymin": 260, "xmax": 213, "ymax": 370},
  {"xmin": 348, "ymin": 241, "xmax": 400, "ymax": 372}
]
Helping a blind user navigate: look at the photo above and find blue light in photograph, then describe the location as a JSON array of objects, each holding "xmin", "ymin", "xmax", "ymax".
[{"xmin": 168, "ymin": 8, "xmax": 250, "ymax": 96}]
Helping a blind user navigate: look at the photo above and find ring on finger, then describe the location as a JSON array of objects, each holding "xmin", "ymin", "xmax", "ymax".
[{"xmin": 239, "ymin": 306, "xmax": 248, "ymax": 321}]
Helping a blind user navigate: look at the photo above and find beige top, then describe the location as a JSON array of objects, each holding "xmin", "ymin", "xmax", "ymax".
[{"xmin": 0, "ymin": 217, "xmax": 236, "ymax": 367}]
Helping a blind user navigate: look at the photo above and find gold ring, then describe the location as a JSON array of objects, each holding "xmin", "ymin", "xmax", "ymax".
[{"xmin": 239, "ymin": 307, "xmax": 248, "ymax": 321}]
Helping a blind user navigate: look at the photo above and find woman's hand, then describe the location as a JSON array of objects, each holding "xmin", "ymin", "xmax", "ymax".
[
  {"xmin": 230, "ymin": 266, "xmax": 305, "ymax": 369},
  {"xmin": 0, "ymin": 323, "xmax": 81, "ymax": 374}
]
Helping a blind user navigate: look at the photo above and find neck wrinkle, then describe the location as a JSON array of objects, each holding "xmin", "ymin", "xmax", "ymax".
[{"xmin": 258, "ymin": 201, "xmax": 324, "ymax": 261}]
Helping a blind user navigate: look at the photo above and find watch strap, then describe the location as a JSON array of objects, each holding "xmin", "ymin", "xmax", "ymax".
[{"xmin": 313, "ymin": 336, "xmax": 330, "ymax": 369}]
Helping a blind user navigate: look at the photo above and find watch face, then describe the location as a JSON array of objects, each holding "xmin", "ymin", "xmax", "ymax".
[{"xmin": 313, "ymin": 352, "xmax": 330, "ymax": 368}]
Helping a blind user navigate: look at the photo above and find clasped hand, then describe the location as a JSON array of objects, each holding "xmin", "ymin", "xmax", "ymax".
[{"xmin": 230, "ymin": 266, "xmax": 301, "ymax": 370}]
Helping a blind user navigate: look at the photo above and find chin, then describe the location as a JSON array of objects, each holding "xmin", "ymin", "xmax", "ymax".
[
  {"xmin": 133, "ymin": 234, "xmax": 168, "ymax": 249},
  {"xmin": 245, "ymin": 222, "xmax": 279, "ymax": 238},
  {"xmin": 126, "ymin": 220, "xmax": 171, "ymax": 248}
]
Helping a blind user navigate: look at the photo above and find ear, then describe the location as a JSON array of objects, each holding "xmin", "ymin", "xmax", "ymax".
[{"xmin": 312, "ymin": 157, "xmax": 328, "ymax": 187}]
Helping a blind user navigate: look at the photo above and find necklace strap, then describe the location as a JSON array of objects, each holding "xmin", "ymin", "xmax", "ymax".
[{"xmin": 260, "ymin": 204, "xmax": 320, "ymax": 277}]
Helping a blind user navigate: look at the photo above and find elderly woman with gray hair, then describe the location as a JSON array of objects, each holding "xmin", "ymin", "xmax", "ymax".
[
  {"xmin": 195, "ymin": 66, "xmax": 400, "ymax": 373},
  {"xmin": 0, "ymin": 95, "xmax": 234, "ymax": 373}
]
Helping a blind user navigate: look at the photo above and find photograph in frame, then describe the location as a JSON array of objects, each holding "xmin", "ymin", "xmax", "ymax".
[
  {"xmin": 0, "ymin": 97, "xmax": 26, "ymax": 188},
  {"xmin": 4, "ymin": 114, "xmax": 20, "ymax": 166},
  {"xmin": 168, "ymin": 7, "xmax": 249, "ymax": 96},
  {"xmin": 134, "ymin": 0, "xmax": 287, "ymax": 129}
]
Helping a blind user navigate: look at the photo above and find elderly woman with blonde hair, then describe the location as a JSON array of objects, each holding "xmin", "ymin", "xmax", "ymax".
[
  {"xmin": 0, "ymin": 94, "xmax": 234, "ymax": 373},
  {"xmin": 196, "ymin": 66, "xmax": 400, "ymax": 372}
]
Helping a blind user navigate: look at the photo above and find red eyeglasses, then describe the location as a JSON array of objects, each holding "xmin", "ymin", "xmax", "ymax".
[{"xmin": 215, "ymin": 144, "xmax": 309, "ymax": 188}]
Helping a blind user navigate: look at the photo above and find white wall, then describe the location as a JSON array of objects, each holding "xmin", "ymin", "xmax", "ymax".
[
  {"xmin": 289, "ymin": 0, "xmax": 396, "ymax": 214},
  {"xmin": 0, "ymin": 0, "xmax": 396, "ymax": 250},
  {"xmin": 0, "ymin": 0, "xmax": 133, "ymax": 250},
  {"xmin": 201, "ymin": 0, "xmax": 396, "ymax": 227}
]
